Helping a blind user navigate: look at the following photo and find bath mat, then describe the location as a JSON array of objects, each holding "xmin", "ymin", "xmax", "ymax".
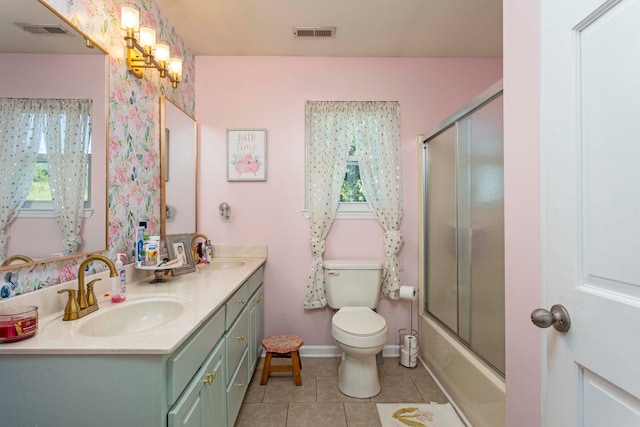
[{"xmin": 377, "ymin": 403, "xmax": 465, "ymax": 427}]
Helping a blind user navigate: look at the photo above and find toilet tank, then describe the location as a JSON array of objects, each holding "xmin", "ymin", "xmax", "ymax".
[{"xmin": 323, "ymin": 259, "xmax": 383, "ymax": 309}]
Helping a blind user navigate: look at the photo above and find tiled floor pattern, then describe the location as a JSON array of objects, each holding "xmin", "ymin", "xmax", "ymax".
[{"xmin": 235, "ymin": 357, "xmax": 450, "ymax": 427}]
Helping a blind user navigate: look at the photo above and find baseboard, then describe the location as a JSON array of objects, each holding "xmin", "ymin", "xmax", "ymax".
[{"xmin": 286, "ymin": 344, "xmax": 401, "ymax": 358}]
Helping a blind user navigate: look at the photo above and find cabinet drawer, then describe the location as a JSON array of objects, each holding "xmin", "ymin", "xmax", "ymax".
[
  {"xmin": 226, "ymin": 282, "xmax": 249, "ymax": 326},
  {"xmin": 246, "ymin": 266, "xmax": 264, "ymax": 297},
  {"xmin": 226, "ymin": 308, "xmax": 249, "ymax": 381},
  {"xmin": 167, "ymin": 307, "xmax": 226, "ymax": 405},
  {"xmin": 226, "ymin": 349, "xmax": 249, "ymax": 427}
]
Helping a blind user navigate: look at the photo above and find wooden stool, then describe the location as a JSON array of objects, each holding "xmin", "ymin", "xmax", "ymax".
[{"xmin": 260, "ymin": 334, "xmax": 303, "ymax": 386}]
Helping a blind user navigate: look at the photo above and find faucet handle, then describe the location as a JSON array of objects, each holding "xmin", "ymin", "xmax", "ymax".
[
  {"xmin": 86, "ymin": 279, "xmax": 101, "ymax": 307},
  {"xmin": 57, "ymin": 289, "xmax": 80, "ymax": 321}
]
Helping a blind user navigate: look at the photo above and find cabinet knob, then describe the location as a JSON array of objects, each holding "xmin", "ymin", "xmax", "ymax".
[
  {"xmin": 236, "ymin": 382, "xmax": 246, "ymax": 388},
  {"xmin": 202, "ymin": 371, "xmax": 216, "ymax": 385},
  {"xmin": 237, "ymin": 299, "xmax": 245, "ymax": 305},
  {"xmin": 237, "ymin": 335, "xmax": 245, "ymax": 341}
]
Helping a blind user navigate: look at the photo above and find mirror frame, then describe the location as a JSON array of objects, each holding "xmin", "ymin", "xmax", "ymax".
[
  {"xmin": 160, "ymin": 95, "xmax": 197, "ymax": 240},
  {"xmin": 0, "ymin": 0, "xmax": 109, "ymax": 271}
]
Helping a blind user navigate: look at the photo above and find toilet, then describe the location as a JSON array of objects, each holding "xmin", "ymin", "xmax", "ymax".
[{"xmin": 324, "ymin": 259, "xmax": 388, "ymax": 398}]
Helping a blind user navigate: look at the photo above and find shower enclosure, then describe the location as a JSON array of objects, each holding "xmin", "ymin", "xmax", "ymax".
[
  {"xmin": 419, "ymin": 81, "xmax": 505, "ymax": 427},
  {"xmin": 424, "ymin": 86, "xmax": 504, "ymax": 374}
]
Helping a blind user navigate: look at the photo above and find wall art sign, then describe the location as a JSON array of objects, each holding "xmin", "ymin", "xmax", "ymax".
[{"xmin": 226, "ymin": 128, "xmax": 267, "ymax": 181}]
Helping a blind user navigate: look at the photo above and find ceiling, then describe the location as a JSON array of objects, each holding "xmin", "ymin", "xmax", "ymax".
[
  {"xmin": 153, "ymin": 0, "xmax": 503, "ymax": 57},
  {"xmin": 1, "ymin": 0, "xmax": 102, "ymax": 54}
]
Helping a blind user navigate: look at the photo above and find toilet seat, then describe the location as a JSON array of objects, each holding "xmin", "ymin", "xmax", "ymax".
[{"xmin": 332, "ymin": 307, "xmax": 388, "ymax": 347}]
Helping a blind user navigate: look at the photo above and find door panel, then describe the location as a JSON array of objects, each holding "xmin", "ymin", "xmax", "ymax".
[{"xmin": 541, "ymin": 0, "xmax": 640, "ymax": 424}]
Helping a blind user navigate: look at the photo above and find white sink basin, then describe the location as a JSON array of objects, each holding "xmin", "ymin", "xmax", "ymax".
[
  {"xmin": 209, "ymin": 259, "xmax": 245, "ymax": 270},
  {"xmin": 74, "ymin": 295, "xmax": 195, "ymax": 337}
]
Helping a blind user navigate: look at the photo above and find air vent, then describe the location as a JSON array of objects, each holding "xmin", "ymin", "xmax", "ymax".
[
  {"xmin": 293, "ymin": 27, "xmax": 336, "ymax": 38},
  {"xmin": 15, "ymin": 23, "xmax": 69, "ymax": 35}
]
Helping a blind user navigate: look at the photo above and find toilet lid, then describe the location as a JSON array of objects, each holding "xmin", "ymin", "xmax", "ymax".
[{"xmin": 332, "ymin": 307, "xmax": 387, "ymax": 336}]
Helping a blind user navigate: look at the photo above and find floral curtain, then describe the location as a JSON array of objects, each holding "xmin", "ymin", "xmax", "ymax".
[
  {"xmin": 0, "ymin": 99, "xmax": 44, "ymax": 262},
  {"xmin": 304, "ymin": 101, "xmax": 352, "ymax": 308},
  {"xmin": 42, "ymin": 99, "xmax": 92, "ymax": 255},
  {"xmin": 354, "ymin": 101, "xmax": 406, "ymax": 298}
]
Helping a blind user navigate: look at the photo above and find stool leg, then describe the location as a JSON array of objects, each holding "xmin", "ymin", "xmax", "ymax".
[
  {"xmin": 296, "ymin": 350, "xmax": 302, "ymax": 369},
  {"xmin": 260, "ymin": 352, "xmax": 273, "ymax": 385},
  {"xmin": 290, "ymin": 350, "xmax": 302, "ymax": 386}
]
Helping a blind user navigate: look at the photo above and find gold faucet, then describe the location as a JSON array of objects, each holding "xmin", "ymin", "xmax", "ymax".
[
  {"xmin": 191, "ymin": 233, "xmax": 211, "ymax": 262},
  {"xmin": 57, "ymin": 254, "xmax": 117, "ymax": 321},
  {"xmin": 1, "ymin": 254, "xmax": 34, "ymax": 267}
]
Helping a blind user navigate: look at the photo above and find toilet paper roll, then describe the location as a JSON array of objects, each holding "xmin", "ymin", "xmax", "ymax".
[
  {"xmin": 400, "ymin": 348, "xmax": 417, "ymax": 368},
  {"xmin": 403, "ymin": 335, "xmax": 418, "ymax": 351},
  {"xmin": 398, "ymin": 286, "xmax": 417, "ymax": 300}
]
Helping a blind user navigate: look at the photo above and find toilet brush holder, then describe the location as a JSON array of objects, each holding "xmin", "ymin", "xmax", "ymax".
[{"xmin": 398, "ymin": 328, "xmax": 418, "ymax": 368}]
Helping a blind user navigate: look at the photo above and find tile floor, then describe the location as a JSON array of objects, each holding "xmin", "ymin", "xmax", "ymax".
[{"xmin": 235, "ymin": 357, "xmax": 450, "ymax": 427}]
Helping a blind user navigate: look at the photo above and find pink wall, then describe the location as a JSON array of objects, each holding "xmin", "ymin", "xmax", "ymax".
[
  {"xmin": 195, "ymin": 56, "xmax": 502, "ymax": 345},
  {"xmin": 504, "ymin": 0, "xmax": 542, "ymax": 425},
  {"xmin": 0, "ymin": 53, "xmax": 107, "ymax": 259}
]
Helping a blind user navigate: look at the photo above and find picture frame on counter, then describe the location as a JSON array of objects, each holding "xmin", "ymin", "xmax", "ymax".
[
  {"xmin": 227, "ymin": 128, "xmax": 267, "ymax": 181},
  {"xmin": 165, "ymin": 233, "xmax": 196, "ymax": 276}
]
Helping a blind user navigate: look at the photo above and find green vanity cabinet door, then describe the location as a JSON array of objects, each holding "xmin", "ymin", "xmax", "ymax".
[
  {"xmin": 168, "ymin": 339, "xmax": 227, "ymax": 427},
  {"xmin": 248, "ymin": 285, "xmax": 265, "ymax": 375}
]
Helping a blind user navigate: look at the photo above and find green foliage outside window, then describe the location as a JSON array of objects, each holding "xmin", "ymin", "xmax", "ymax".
[
  {"xmin": 28, "ymin": 163, "xmax": 52, "ymax": 201},
  {"xmin": 340, "ymin": 138, "xmax": 367, "ymax": 203}
]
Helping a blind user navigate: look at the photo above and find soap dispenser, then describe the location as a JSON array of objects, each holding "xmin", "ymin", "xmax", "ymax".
[{"xmin": 111, "ymin": 253, "xmax": 126, "ymax": 303}]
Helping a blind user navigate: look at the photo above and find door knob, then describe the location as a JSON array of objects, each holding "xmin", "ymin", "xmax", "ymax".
[{"xmin": 531, "ymin": 304, "xmax": 571, "ymax": 333}]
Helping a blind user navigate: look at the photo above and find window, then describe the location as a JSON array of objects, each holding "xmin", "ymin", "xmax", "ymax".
[{"xmin": 337, "ymin": 138, "xmax": 373, "ymax": 218}]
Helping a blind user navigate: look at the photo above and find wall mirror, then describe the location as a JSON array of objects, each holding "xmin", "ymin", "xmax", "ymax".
[
  {"xmin": 0, "ymin": 0, "xmax": 108, "ymax": 269},
  {"xmin": 160, "ymin": 96, "xmax": 197, "ymax": 238}
]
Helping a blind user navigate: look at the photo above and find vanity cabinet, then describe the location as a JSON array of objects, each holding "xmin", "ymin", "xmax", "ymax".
[
  {"xmin": 0, "ymin": 264, "xmax": 265, "ymax": 427},
  {"xmin": 248, "ymin": 285, "xmax": 265, "ymax": 375},
  {"xmin": 168, "ymin": 339, "xmax": 227, "ymax": 427}
]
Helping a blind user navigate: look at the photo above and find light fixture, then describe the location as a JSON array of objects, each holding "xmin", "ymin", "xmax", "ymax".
[
  {"xmin": 219, "ymin": 202, "xmax": 231, "ymax": 222},
  {"xmin": 121, "ymin": 5, "xmax": 182, "ymax": 88}
]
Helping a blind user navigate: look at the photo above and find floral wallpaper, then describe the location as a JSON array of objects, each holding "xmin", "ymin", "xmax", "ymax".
[{"xmin": 0, "ymin": 0, "xmax": 195, "ymax": 299}]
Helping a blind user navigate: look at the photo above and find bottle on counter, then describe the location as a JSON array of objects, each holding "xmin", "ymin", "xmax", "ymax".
[{"xmin": 112, "ymin": 253, "xmax": 126, "ymax": 303}]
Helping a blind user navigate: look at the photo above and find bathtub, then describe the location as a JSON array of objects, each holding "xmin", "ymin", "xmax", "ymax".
[{"xmin": 419, "ymin": 314, "xmax": 505, "ymax": 427}]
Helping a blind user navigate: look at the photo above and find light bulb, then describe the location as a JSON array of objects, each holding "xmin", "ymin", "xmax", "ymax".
[
  {"xmin": 155, "ymin": 42, "xmax": 170, "ymax": 63},
  {"xmin": 120, "ymin": 5, "xmax": 139, "ymax": 31},
  {"xmin": 139, "ymin": 26, "xmax": 156, "ymax": 48},
  {"xmin": 168, "ymin": 57, "xmax": 182, "ymax": 80}
]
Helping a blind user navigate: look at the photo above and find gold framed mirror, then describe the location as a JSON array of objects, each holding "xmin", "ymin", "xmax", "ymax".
[
  {"xmin": 160, "ymin": 95, "xmax": 197, "ymax": 239},
  {"xmin": 0, "ymin": 0, "xmax": 109, "ymax": 270}
]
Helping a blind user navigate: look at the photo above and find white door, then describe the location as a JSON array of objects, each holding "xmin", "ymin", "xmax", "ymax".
[{"xmin": 539, "ymin": 0, "xmax": 640, "ymax": 425}]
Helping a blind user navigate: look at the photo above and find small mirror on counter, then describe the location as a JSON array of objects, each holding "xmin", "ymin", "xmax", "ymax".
[{"xmin": 160, "ymin": 96, "xmax": 197, "ymax": 239}]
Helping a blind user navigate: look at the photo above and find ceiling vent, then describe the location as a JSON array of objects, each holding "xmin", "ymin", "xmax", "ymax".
[
  {"xmin": 293, "ymin": 27, "xmax": 336, "ymax": 38},
  {"xmin": 15, "ymin": 23, "xmax": 69, "ymax": 35}
]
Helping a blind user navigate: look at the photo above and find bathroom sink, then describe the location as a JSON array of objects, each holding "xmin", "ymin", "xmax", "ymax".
[
  {"xmin": 208, "ymin": 259, "xmax": 245, "ymax": 270},
  {"xmin": 74, "ymin": 295, "xmax": 194, "ymax": 337}
]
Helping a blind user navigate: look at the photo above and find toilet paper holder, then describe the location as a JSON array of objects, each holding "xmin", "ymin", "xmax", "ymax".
[{"xmin": 398, "ymin": 328, "xmax": 418, "ymax": 368}]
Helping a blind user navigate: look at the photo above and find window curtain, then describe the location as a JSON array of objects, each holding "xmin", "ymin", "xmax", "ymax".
[
  {"xmin": 304, "ymin": 101, "xmax": 352, "ymax": 308},
  {"xmin": 354, "ymin": 101, "xmax": 406, "ymax": 298},
  {"xmin": 0, "ymin": 99, "xmax": 43, "ymax": 262},
  {"xmin": 42, "ymin": 99, "xmax": 92, "ymax": 255}
]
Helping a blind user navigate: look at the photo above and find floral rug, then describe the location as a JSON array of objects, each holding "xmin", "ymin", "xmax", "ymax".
[{"xmin": 376, "ymin": 403, "xmax": 465, "ymax": 427}]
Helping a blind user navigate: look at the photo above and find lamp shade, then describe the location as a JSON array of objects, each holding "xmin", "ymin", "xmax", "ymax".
[
  {"xmin": 121, "ymin": 5, "xmax": 139, "ymax": 31},
  {"xmin": 155, "ymin": 42, "xmax": 170, "ymax": 62},
  {"xmin": 168, "ymin": 57, "xmax": 183, "ymax": 80},
  {"xmin": 139, "ymin": 26, "xmax": 156, "ymax": 48}
]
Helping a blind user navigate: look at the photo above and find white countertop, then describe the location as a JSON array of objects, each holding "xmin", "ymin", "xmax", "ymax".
[{"xmin": 0, "ymin": 256, "xmax": 266, "ymax": 355}]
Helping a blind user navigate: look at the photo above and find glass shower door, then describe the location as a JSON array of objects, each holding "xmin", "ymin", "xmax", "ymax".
[{"xmin": 425, "ymin": 93, "xmax": 505, "ymax": 375}]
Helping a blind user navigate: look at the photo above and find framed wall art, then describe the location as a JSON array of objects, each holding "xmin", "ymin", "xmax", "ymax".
[{"xmin": 227, "ymin": 128, "xmax": 267, "ymax": 181}]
